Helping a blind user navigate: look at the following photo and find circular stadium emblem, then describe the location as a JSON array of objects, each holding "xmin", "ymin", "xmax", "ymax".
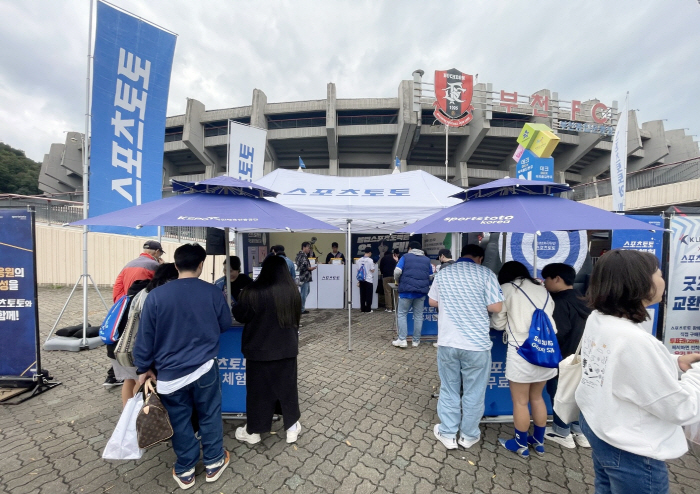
[{"xmin": 506, "ymin": 231, "xmax": 587, "ymax": 278}]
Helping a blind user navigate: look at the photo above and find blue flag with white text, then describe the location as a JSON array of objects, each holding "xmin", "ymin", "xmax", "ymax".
[{"xmin": 89, "ymin": 1, "xmax": 176, "ymax": 235}]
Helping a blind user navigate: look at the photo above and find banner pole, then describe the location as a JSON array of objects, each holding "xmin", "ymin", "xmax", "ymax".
[
  {"xmin": 80, "ymin": 0, "xmax": 95, "ymax": 348},
  {"xmin": 445, "ymin": 124, "xmax": 449, "ymax": 181},
  {"xmin": 347, "ymin": 219, "xmax": 352, "ymax": 351},
  {"xmin": 225, "ymin": 228, "xmax": 232, "ymax": 309},
  {"xmin": 533, "ymin": 232, "xmax": 539, "ymax": 278}
]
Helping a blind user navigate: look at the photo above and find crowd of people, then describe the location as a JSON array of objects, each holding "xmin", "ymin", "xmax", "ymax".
[{"xmin": 103, "ymin": 239, "xmax": 700, "ymax": 493}]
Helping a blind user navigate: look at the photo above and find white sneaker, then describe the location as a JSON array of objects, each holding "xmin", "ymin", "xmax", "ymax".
[
  {"xmin": 392, "ymin": 339, "xmax": 407, "ymax": 348},
  {"xmin": 235, "ymin": 426, "xmax": 261, "ymax": 444},
  {"xmin": 412, "ymin": 341, "xmax": 420, "ymax": 348},
  {"xmin": 433, "ymin": 424, "xmax": 457, "ymax": 450},
  {"xmin": 286, "ymin": 422, "xmax": 302, "ymax": 444},
  {"xmin": 458, "ymin": 435, "xmax": 480, "ymax": 449},
  {"xmin": 544, "ymin": 427, "xmax": 575, "ymax": 448},
  {"xmin": 572, "ymin": 432, "xmax": 590, "ymax": 448}
]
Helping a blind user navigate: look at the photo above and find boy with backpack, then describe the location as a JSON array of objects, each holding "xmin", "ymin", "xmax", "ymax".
[
  {"xmin": 356, "ymin": 247, "xmax": 376, "ymax": 313},
  {"xmin": 541, "ymin": 262, "xmax": 592, "ymax": 449}
]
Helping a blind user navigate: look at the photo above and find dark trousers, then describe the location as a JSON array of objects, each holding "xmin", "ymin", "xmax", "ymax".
[
  {"xmin": 359, "ymin": 281, "xmax": 373, "ymax": 312},
  {"xmin": 159, "ymin": 362, "xmax": 225, "ymax": 475},
  {"xmin": 246, "ymin": 358, "xmax": 300, "ymax": 432}
]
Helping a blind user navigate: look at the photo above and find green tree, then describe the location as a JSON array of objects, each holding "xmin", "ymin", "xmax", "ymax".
[{"xmin": 0, "ymin": 142, "xmax": 42, "ymax": 195}]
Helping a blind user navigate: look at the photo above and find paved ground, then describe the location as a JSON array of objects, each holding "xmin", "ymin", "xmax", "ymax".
[{"xmin": 1, "ymin": 287, "xmax": 699, "ymax": 494}]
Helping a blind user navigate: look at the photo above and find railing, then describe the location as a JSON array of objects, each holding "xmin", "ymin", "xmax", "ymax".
[
  {"xmin": 267, "ymin": 116, "xmax": 327, "ymax": 130},
  {"xmin": 337, "ymin": 114, "xmax": 397, "ymax": 126},
  {"xmin": 0, "ymin": 194, "xmax": 84, "ymax": 225},
  {"xmin": 564, "ymin": 157, "xmax": 700, "ymax": 201},
  {"xmin": 162, "ymin": 226, "xmax": 207, "ymax": 242},
  {"xmin": 164, "ymin": 132, "xmax": 183, "ymax": 142}
]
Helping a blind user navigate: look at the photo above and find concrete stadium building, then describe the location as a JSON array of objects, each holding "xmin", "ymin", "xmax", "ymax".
[{"xmin": 40, "ymin": 71, "xmax": 699, "ymax": 204}]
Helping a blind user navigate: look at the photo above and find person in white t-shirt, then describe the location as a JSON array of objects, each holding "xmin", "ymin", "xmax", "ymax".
[
  {"xmin": 356, "ymin": 247, "xmax": 376, "ymax": 313},
  {"xmin": 428, "ymin": 244, "xmax": 503, "ymax": 450},
  {"xmin": 576, "ymin": 249, "xmax": 700, "ymax": 494}
]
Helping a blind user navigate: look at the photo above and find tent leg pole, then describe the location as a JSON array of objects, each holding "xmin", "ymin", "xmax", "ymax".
[
  {"xmin": 347, "ymin": 219, "xmax": 352, "ymax": 352},
  {"xmin": 533, "ymin": 232, "xmax": 538, "ymax": 278},
  {"xmin": 502, "ymin": 232, "xmax": 507, "ymax": 264},
  {"xmin": 225, "ymin": 228, "xmax": 232, "ymax": 309}
]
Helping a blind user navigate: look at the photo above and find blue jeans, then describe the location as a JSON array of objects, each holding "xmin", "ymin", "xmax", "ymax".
[
  {"xmin": 300, "ymin": 281, "xmax": 310, "ymax": 311},
  {"xmin": 437, "ymin": 346, "xmax": 491, "ymax": 440},
  {"xmin": 397, "ymin": 296, "xmax": 425, "ymax": 343},
  {"xmin": 580, "ymin": 414, "xmax": 669, "ymax": 494},
  {"xmin": 159, "ymin": 362, "xmax": 225, "ymax": 475}
]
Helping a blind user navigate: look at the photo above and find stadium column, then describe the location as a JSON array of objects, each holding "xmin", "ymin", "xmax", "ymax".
[
  {"xmin": 452, "ymin": 83, "xmax": 493, "ymax": 186},
  {"xmin": 183, "ymin": 98, "xmax": 220, "ymax": 178},
  {"xmin": 251, "ymin": 89, "xmax": 277, "ymax": 175},
  {"xmin": 327, "ymin": 83, "xmax": 338, "ymax": 175},
  {"xmin": 391, "ymin": 80, "xmax": 418, "ymax": 170},
  {"xmin": 626, "ymin": 120, "xmax": 670, "ymax": 173}
]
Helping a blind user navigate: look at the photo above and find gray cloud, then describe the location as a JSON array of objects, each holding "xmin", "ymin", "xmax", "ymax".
[{"xmin": 1, "ymin": 0, "xmax": 699, "ymax": 162}]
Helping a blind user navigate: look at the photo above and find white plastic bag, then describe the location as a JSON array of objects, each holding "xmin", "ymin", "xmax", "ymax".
[
  {"xmin": 553, "ymin": 341, "xmax": 583, "ymax": 424},
  {"xmin": 103, "ymin": 392, "xmax": 145, "ymax": 460}
]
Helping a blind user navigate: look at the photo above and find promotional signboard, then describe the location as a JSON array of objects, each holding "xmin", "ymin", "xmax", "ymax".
[
  {"xmin": 664, "ymin": 216, "xmax": 700, "ymax": 355},
  {"xmin": 228, "ymin": 122, "xmax": 267, "ymax": 183},
  {"xmin": 89, "ymin": 1, "xmax": 177, "ymax": 236},
  {"xmin": 611, "ymin": 214, "xmax": 664, "ymax": 335},
  {"xmin": 351, "ymin": 234, "xmax": 422, "ymax": 261},
  {"xmin": 218, "ymin": 327, "xmax": 246, "ymax": 414},
  {"xmin": 0, "ymin": 210, "xmax": 39, "ymax": 379},
  {"xmin": 506, "ymin": 231, "xmax": 588, "ymax": 279},
  {"xmin": 422, "ymin": 233, "xmax": 451, "ymax": 260},
  {"xmin": 516, "ymin": 150, "xmax": 554, "ymax": 182}
]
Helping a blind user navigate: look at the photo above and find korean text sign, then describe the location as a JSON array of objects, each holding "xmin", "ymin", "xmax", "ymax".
[
  {"xmin": 228, "ymin": 123, "xmax": 267, "ymax": 182},
  {"xmin": 664, "ymin": 216, "xmax": 700, "ymax": 355},
  {"xmin": 0, "ymin": 211, "xmax": 38, "ymax": 377},
  {"xmin": 89, "ymin": 1, "xmax": 176, "ymax": 235},
  {"xmin": 611, "ymin": 214, "xmax": 664, "ymax": 335},
  {"xmin": 218, "ymin": 327, "xmax": 246, "ymax": 413}
]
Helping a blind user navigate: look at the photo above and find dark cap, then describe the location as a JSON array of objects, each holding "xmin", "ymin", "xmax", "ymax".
[
  {"xmin": 438, "ymin": 248, "xmax": 452, "ymax": 259},
  {"xmin": 143, "ymin": 240, "xmax": 165, "ymax": 253}
]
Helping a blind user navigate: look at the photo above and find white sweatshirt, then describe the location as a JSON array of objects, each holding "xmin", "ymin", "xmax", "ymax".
[{"xmin": 576, "ymin": 310, "xmax": 700, "ymax": 460}]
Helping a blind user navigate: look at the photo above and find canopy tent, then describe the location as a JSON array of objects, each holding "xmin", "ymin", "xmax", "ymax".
[{"xmin": 254, "ymin": 169, "xmax": 463, "ymax": 233}]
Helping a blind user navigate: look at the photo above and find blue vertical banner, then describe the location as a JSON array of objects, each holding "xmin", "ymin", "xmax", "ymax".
[
  {"xmin": 611, "ymin": 214, "xmax": 664, "ymax": 336},
  {"xmin": 89, "ymin": 1, "xmax": 177, "ymax": 235},
  {"xmin": 0, "ymin": 210, "xmax": 39, "ymax": 378}
]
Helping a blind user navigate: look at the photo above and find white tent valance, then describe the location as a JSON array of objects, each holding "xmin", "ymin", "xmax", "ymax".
[{"xmin": 254, "ymin": 169, "xmax": 462, "ymax": 233}]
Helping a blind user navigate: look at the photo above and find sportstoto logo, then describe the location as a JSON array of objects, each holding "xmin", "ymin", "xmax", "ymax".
[
  {"xmin": 433, "ymin": 68, "xmax": 474, "ymax": 128},
  {"xmin": 680, "ymin": 234, "xmax": 700, "ymax": 245},
  {"xmin": 444, "ymin": 215, "xmax": 513, "ymax": 225}
]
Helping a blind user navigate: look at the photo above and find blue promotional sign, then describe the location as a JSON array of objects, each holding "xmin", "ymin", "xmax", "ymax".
[
  {"xmin": 406, "ymin": 297, "xmax": 438, "ymax": 338},
  {"xmin": 0, "ymin": 210, "xmax": 39, "ymax": 378},
  {"xmin": 89, "ymin": 1, "xmax": 177, "ymax": 236},
  {"xmin": 218, "ymin": 326, "xmax": 247, "ymax": 414},
  {"xmin": 612, "ymin": 214, "xmax": 664, "ymax": 336},
  {"xmin": 516, "ymin": 149, "xmax": 554, "ymax": 182},
  {"xmin": 484, "ymin": 330, "xmax": 553, "ymax": 416}
]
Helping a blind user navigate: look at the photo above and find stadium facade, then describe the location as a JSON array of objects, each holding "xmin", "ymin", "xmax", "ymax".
[{"xmin": 39, "ymin": 71, "xmax": 699, "ymax": 194}]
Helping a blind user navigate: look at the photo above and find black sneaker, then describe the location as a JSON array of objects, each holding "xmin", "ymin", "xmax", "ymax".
[
  {"xmin": 103, "ymin": 376, "xmax": 124, "ymax": 388},
  {"xmin": 301, "ymin": 310, "xmax": 309, "ymax": 315}
]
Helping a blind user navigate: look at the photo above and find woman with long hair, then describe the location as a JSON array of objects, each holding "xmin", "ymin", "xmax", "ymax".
[
  {"xmin": 232, "ymin": 255, "xmax": 303, "ymax": 444},
  {"xmin": 577, "ymin": 250, "xmax": 700, "ymax": 493},
  {"xmin": 111, "ymin": 263, "xmax": 179, "ymax": 407},
  {"xmin": 491, "ymin": 261, "xmax": 557, "ymax": 457}
]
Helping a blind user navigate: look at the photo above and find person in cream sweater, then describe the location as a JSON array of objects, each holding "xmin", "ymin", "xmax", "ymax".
[{"xmin": 576, "ymin": 249, "xmax": 700, "ymax": 494}]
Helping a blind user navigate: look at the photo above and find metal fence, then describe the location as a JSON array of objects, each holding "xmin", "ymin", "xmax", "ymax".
[
  {"xmin": 162, "ymin": 226, "xmax": 207, "ymax": 242},
  {"xmin": 0, "ymin": 195, "xmax": 84, "ymax": 225},
  {"xmin": 564, "ymin": 157, "xmax": 700, "ymax": 201}
]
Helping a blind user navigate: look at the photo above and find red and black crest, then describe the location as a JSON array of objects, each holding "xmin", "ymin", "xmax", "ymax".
[{"xmin": 433, "ymin": 69, "xmax": 474, "ymax": 127}]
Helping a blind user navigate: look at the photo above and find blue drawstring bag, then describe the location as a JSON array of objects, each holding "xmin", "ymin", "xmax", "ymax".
[
  {"xmin": 356, "ymin": 264, "xmax": 367, "ymax": 282},
  {"xmin": 506, "ymin": 284, "xmax": 562, "ymax": 368},
  {"xmin": 100, "ymin": 295, "xmax": 132, "ymax": 344}
]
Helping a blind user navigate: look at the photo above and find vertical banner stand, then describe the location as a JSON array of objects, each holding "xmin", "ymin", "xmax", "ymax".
[
  {"xmin": 347, "ymin": 219, "xmax": 353, "ymax": 351},
  {"xmin": 46, "ymin": 0, "xmax": 108, "ymax": 350},
  {"xmin": 1, "ymin": 210, "xmax": 61, "ymax": 405}
]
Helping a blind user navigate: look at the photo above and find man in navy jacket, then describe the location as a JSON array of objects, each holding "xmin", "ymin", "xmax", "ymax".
[
  {"xmin": 135, "ymin": 243, "xmax": 232, "ymax": 490},
  {"xmin": 392, "ymin": 241, "xmax": 433, "ymax": 348}
]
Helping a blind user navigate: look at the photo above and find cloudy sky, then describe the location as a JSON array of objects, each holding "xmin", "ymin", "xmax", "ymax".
[{"xmin": 1, "ymin": 0, "xmax": 699, "ymax": 162}]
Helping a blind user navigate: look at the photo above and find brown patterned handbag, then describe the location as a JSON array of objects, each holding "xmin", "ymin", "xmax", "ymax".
[{"xmin": 136, "ymin": 379, "xmax": 173, "ymax": 448}]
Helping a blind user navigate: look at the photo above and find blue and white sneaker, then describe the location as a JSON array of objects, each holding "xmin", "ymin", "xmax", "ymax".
[
  {"xmin": 205, "ymin": 450, "xmax": 230, "ymax": 483},
  {"xmin": 499, "ymin": 437, "xmax": 529, "ymax": 458},
  {"xmin": 173, "ymin": 467, "xmax": 195, "ymax": 490}
]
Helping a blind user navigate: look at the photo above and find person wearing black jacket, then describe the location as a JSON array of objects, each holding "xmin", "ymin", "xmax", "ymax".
[
  {"xmin": 542, "ymin": 263, "xmax": 592, "ymax": 449},
  {"xmin": 232, "ymin": 255, "xmax": 303, "ymax": 445},
  {"xmin": 378, "ymin": 250, "xmax": 397, "ymax": 312}
]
